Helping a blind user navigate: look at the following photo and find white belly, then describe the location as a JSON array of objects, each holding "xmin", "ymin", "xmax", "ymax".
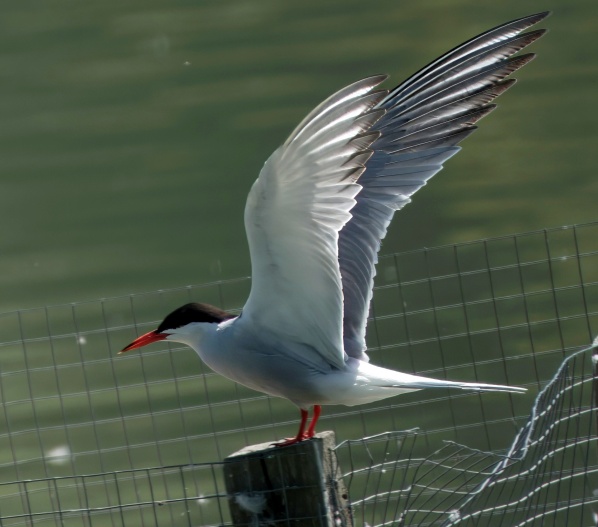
[
  {"xmin": 177, "ymin": 319, "xmax": 421, "ymax": 409},
  {"xmin": 191, "ymin": 321, "xmax": 334, "ymax": 407}
]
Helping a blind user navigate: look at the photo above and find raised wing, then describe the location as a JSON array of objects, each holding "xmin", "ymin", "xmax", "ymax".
[
  {"xmin": 339, "ymin": 12, "xmax": 549, "ymax": 358},
  {"xmin": 242, "ymin": 76, "xmax": 388, "ymax": 370}
]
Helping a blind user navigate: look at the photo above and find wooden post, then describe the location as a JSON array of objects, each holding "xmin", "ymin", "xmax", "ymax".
[{"xmin": 223, "ymin": 431, "xmax": 352, "ymax": 527}]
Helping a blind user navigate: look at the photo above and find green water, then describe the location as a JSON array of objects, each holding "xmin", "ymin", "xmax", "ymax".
[
  {"xmin": 0, "ymin": 2, "xmax": 596, "ymax": 524},
  {"xmin": 1, "ymin": 0, "xmax": 596, "ymax": 313}
]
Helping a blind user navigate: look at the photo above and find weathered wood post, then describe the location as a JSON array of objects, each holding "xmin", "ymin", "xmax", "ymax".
[{"xmin": 223, "ymin": 431, "xmax": 352, "ymax": 526}]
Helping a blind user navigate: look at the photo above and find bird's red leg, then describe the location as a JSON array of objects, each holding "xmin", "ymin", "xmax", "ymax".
[
  {"xmin": 273, "ymin": 408, "xmax": 309, "ymax": 447},
  {"xmin": 305, "ymin": 405, "xmax": 321, "ymax": 438}
]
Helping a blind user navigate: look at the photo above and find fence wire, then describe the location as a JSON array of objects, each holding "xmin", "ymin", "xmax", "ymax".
[
  {"xmin": 0, "ymin": 221, "xmax": 596, "ymax": 525},
  {"xmin": 336, "ymin": 343, "xmax": 598, "ymax": 526}
]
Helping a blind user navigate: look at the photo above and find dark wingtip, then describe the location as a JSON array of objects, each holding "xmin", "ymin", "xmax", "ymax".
[
  {"xmin": 518, "ymin": 11, "xmax": 551, "ymax": 26},
  {"xmin": 534, "ymin": 11, "xmax": 552, "ymax": 21}
]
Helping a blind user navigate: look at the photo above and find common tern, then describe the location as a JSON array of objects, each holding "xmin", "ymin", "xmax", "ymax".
[{"xmin": 121, "ymin": 12, "xmax": 548, "ymax": 446}]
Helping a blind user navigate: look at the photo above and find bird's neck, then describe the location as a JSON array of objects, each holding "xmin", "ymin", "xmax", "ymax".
[
  {"xmin": 167, "ymin": 321, "xmax": 217, "ymax": 348},
  {"xmin": 168, "ymin": 317, "xmax": 237, "ymax": 354}
]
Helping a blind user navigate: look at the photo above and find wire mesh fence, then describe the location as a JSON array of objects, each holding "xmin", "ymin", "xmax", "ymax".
[
  {"xmin": 338, "ymin": 344, "xmax": 598, "ymax": 526},
  {"xmin": 0, "ymin": 221, "xmax": 596, "ymax": 525}
]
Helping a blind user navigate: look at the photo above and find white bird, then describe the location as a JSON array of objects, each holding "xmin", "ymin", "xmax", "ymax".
[{"xmin": 121, "ymin": 13, "xmax": 548, "ymax": 446}]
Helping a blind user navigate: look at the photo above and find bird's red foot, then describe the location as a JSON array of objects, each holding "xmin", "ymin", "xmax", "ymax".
[{"xmin": 272, "ymin": 406, "xmax": 321, "ymax": 447}]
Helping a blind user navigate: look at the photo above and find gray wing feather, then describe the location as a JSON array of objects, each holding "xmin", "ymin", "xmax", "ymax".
[{"xmin": 340, "ymin": 12, "xmax": 549, "ymax": 358}]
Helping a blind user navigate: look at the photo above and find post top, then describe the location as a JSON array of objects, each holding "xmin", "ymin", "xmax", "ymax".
[{"xmin": 225, "ymin": 431, "xmax": 336, "ymax": 459}]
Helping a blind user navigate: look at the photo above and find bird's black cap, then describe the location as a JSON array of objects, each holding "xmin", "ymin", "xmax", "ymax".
[{"xmin": 157, "ymin": 303, "xmax": 236, "ymax": 333}]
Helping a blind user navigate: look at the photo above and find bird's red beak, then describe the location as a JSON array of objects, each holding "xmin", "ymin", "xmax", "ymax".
[{"xmin": 119, "ymin": 330, "xmax": 167, "ymax": 354}]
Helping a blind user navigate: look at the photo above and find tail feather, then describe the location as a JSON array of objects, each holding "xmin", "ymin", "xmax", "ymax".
[
  {"xmin": 395, "ymin": 378, "xmax": 527, "ymax": 394},
  {"xmin": 329, "ymin": 361, "xmax": 527, "ymax": 407},
  {"xmin": 359, "ymin": 362, "xmax": 527, "ymax": 394}
]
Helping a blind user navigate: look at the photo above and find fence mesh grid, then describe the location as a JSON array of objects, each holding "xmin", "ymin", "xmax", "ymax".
[
  {"xmin": 337, "ymin": 344, "xmax": 598, "ymax": 526},
  {"xmin": 0, "ymin": 221, "xmax": 596, "ymax": 525}
]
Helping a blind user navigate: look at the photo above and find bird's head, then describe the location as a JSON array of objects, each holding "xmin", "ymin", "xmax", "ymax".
[{"xmin": 119, "ymin": 302, "xmax": 236, "ymax": 353}]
